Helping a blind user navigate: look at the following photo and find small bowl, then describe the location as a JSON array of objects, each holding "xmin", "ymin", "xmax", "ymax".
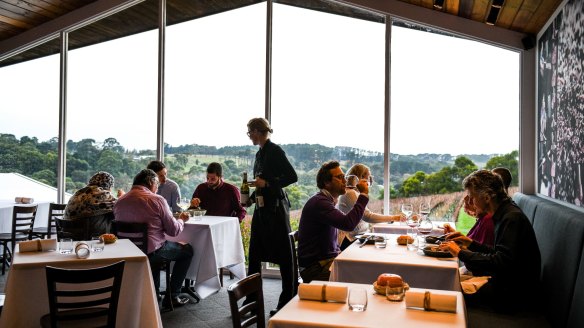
[{"xmin": 188, "ymin": 209, "xmax": 206, "ymax": 217}]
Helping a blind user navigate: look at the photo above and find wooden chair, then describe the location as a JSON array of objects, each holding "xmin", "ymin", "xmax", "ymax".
[
  {"xmin": 219, "ymin": 267, "xmax": 235, "ymax": 287},
  {"xmin": 55, "ymin": 217, "xmax": 91, "ymax": 241},
  {"xmin": 40, "ymin": 260, "xmax": 125, "ymax": 328},
  {"xmin": 289, "ymin": 230, "xmax": 303, "ymax": 296},
  {"xmin": 111, "ymin": 220, "xmax": 174, "ymax": 311},
  {"xmin": 227, "ymin": 273, "xmax": 265, "ymax": 328},
  {"xmin": 0, "ymin": 205, "xmax": 37, "ymax": 275},
  {"xmin": 32, "ymin": 203, "xmax": 66, "ymax": 240}
]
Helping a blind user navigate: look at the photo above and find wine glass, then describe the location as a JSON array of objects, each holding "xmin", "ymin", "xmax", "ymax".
[
  {"xmin": 418, "ymin": 215, "xmax": 434, "ymax": 248},
  {"xmin": 179, "ymin": 197, "xmax": 190, "ymax": 212},
  {"xmin": 345, "ymin": 175, "xmax": 360, "ymax": 189},
  {"xmin": 420, "ymin": 203, "xmax": 431, "ymax": 220},
  {"xmin": 406, "ymin": 212, "xmax": 420, "ymax": 248},
  {"xmin": 401, "ymin": 204, "xmax": 413, "ymax": 225}
]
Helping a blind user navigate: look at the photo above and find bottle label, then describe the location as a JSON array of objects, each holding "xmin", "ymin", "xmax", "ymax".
[{"xmin": 241, "ymin": 193, "xmax": 249, "ymax": 204}]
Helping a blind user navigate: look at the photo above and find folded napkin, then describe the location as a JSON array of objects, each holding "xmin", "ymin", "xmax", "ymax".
[
  {"xmin": 18, "ymin": 239, "xmax": 57, "ymax": 252},
  {"xmin": 14, "ymin": 197, "xmax": 34, "ymax": 204},
  {"xmin": 461, "ymin": 276, "xmax": 490, "ymax": 294},
  {"xmin": 406, "ymin": 290, "xmax": 457, "ymax": 313},
  {"xmin": 298, "ymin": 283, "xmax": 348, "ymax": 303}
]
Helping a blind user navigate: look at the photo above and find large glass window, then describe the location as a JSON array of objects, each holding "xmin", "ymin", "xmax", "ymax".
[
  {"xmin": 271, "ymin": 3, "xmax": 386, "ymax": 227},
  {"xmin": 66, "ymin": 1, "xmax": 159, "ymax": 194},
  {"xmin": 0, "ymin": 39, "xmax": 61, "ymax": 202},
  {"xmin": 164, "ymin": 2, "xmax": 266, "ymax": 200},
  {"xmin": 389, "ymin": 22, "xmax": 520, "ymax": 234}
]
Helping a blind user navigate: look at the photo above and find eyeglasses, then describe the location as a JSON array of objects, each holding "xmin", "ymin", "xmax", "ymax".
[
  {"xmin": 246, "ymin": 130, "xmax": 254, "ymax": 137},
  {"xmin": 333, "ymin": 174, "xmax": 346, "ymax": 181}
]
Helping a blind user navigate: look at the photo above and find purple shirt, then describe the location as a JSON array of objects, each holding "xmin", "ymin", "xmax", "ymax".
[
  {"xmin": 467, "ymin": 213, "xmax": 495, "ymax": 247},
  {"xmin": 113, "ymin": 185, "xmax": 184, "ymax": 254},
  {"xmin": 192, "ymin": 181, "xmax": 246, "ymax": 222},
  {"xmin": 297, "ymin": 191, "xmax": 368, "ymax": 267}
]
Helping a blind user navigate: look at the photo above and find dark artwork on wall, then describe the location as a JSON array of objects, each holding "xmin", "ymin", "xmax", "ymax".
[{"xmin": 537, "ymin": 0, "xmax": 584, "ymax": 208}]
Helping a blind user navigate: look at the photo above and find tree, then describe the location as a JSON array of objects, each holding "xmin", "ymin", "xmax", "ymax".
[
  {"xmin": 485, "ymin": 150, "xmax": 519, "ymax": 186},
  {"xmin": 102, "ymin": 137, "xmax": 125, "ymax": 153}
]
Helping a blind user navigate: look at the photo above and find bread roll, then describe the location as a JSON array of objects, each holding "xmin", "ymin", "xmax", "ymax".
[
  {"xmin": 397, "ymin": 235, "xmax": 414, "ymax": 245},
  {"xmin": 376, "ymin": 273, "xmax": 403, "ymax": 288}
]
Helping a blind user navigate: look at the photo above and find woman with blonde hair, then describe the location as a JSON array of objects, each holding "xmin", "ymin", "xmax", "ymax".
[
  {"xmin": 337, "ymin": 163, "xmax": 403, "ymax": 250},
  {"xmin": 244, "ymin": 117, "xmax": 298, "ymax": 315}
]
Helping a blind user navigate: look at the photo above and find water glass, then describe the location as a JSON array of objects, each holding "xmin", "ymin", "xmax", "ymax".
[
  {"xmin": 374, "ymin": 239, "xmax": 387, "ymax": 249},
  {"xmin": 348, "ymin": 287, "xmax": 368, "ymax": 312},
  {"xmin": 91, "ymin": 236, "xmax": 105, "ymax": 252},
  {"xmin": 386, "ymin": 285, "xmax": 405, "ymax": 301},
  {"xmin": 406, "ymin": 230, "xmax": 418, "ymax": 251},
  {"xmin": 59, "ymin": 238, "xmax": 73, "ymax": 254}
]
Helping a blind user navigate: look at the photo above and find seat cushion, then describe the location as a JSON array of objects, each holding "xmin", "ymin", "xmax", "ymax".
[{"xmin": 532, "ymin": 201, "xmax": 584, "ymax": 327}]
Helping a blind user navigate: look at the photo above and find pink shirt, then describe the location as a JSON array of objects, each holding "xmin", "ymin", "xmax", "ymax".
[{"xmin": 113, "ymin": 185, "xmax": 184, "ymax": 254}]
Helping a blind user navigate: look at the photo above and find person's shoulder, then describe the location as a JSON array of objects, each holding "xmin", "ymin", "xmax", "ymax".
[
  {"xmin": 222, "ymin": 182, "xmax": 239, "ymax": 192},
  {"xmin": 165, "ymin": 178, "xmax": 180, "ymax": 189}
]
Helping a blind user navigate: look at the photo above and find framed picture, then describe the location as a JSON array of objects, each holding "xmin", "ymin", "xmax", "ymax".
[{"xmin": 536, "ymin": 0, "xmax": 584, "ymax": 208}]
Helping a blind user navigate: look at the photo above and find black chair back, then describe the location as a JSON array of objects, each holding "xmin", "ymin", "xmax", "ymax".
[
  {"xmin": 55, "ymin": 217, "xmax": 91, "ymax": 241},
  {"xmin": 227, "ymin": 273, "xmax": 265, "ymax": 328},
  {"xmin": 289, "ymin": 230, "xmax": 302, "ymax": 296},
  {"xmin": 46, "ymin": 203, "xmax": 66, "ymax": 239},
  {"xmin": 42, "ymin": 260, "xmax": 125, "ymax": 328},
  {"xmin": 12, "ymin": 205, "xmax": 37, "ymax": 241},
  {"xmin": 111, "ymin": 221, "xmax": 148, "ymax": 254}
]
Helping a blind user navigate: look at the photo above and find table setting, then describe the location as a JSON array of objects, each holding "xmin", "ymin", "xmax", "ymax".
[
  {"xmin": 330, "ymin": 233, "xmax": 461, "ymax": 291},
  {"xmin": 1, "ymin": 238, "xmax": 161, "ymax": 327},
  {"xmin": 268, "ymin": 281, "xmax": 466, "ymax": 328}
]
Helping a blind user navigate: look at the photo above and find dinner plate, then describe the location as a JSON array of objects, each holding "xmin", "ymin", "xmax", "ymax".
[
  {"xmin": 422, "ymin": 246, "xmax": 453, "ymax": 258},
  {"xmin": 355, "ymin": 235, "xmax": 385, "ymax": 244}
]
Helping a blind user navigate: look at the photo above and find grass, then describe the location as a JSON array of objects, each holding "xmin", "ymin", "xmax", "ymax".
[{"xmin": 455, "ymin": 210, "xmax": 475, "ymax": 236}]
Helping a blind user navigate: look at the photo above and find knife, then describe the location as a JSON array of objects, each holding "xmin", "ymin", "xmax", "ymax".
[{"xmin": 359, "ymin": 235, "xmax": 373, "ymax": 248}]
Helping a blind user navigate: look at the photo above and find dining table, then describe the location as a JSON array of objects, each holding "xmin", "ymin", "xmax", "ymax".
[
  {"xmin": 371, "ymin": 221, "xmax": 455, "ymax": 236},
  {"xmin": 166, "ymin": 215, "xmax": 246, "ymax": 299},
  {"xmin": 330, "ymin": 234, "xmax": 461, "ymax": 291},
  {"xmin": 0, "ymin": 239, "xmax": 161, "ymax": 327},
  {"xmin": 268, "ymin": 281, "xmax": 466, "ymax": 328},
  {"xmin": 0, "ymin": 200, "xmax": 52, "ymax": 233}
]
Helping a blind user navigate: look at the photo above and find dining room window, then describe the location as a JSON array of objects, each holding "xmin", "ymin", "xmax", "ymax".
[
  {"xmin": 389, "ymin": 21, "xmax": 520, "ymax": 233},
  {"xmin": 0, "ymin": 38, "xmax": 61, "ymax": 201},
  {"xmin": 164, "ymin": 2, "xmax": 266, "ymax": 200},
  {"xmin": 66, "ymin": 0, "xmax": 159, "ymax": 194},
  {"xmin": 271, "ymin": 2, "xmax": 386, "ymax": 230}
]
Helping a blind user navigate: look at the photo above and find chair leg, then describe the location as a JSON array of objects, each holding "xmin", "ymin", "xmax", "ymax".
[
  {"xmin": 166, "ymin": 267, "xmax": 173, "ymax": 311},
  {"xmin": 1, "ymin": 242, "xmax": 6, "ymax": 275},
  {"xmin": 219, "ymin": 268, "xmax": 224, "ymax": 287}
]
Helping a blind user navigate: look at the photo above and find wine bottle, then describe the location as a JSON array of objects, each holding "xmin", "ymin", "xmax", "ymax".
[{"xmin": 240, "ymin": 171, "xmax": 250, "ymax": 205}]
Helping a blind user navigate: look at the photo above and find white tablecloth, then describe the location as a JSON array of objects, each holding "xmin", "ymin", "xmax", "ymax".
[
  {"xmin": 269, "ymin": 281, "xmax": 466, "ymax": 328},
  {"xmin": 0, "ymin": 239, "xmax": 161, "ymax": 327},
  {"xmin": 166, "ymin": 215, "xmax": 246, "ymax": 299},
  {"xmin": 0, "ymin": 200, "xmax": 52, "ymax": 233},
  {"xmin": 371, "ymin": 221, "xmax": 454, "ymax": 236},
  {"xmin": 330, "ymin": 234, "xmax": 461, "ymax": 291}
]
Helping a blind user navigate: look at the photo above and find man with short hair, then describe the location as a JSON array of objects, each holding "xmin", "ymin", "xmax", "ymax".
[
  {"xmin": 147, "ymin": 160, "xmax": 182, "ymax": 213},
  {"xmin": 297, "ymin": 160, "xmax": 369, "ymax": 283},
  {"xmin": 190, "ymin": 162, "xmax": 246, "ymax": 222},
  {"xmin": 114, "ymin": 169, "xmax": 193, "ymax": 308}
]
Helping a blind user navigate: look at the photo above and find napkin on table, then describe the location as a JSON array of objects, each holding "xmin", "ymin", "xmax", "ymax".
[
  {"xmin": 298, "ymin": 283, "xmax": 348, "ymax": 303},
  {"xmin": 14, "ymin": 197, "xmax": 34, "ymax": 204},
  {"xmin": 18, "ymin": 239, "xmax": 57, "ymax": 252},
  {"xmin": 405, "ymin": 290, "xmax": 457, "ymax": 313}
]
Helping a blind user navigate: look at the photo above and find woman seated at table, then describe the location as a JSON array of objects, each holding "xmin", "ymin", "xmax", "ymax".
[
  {"xmin": 337, "ymin": 163, "xmax": 403, "ymax": 250},
  {"xmin": 63, "ymin": 171, "xmax": 117, "ymax": 239},
  {"xmin": 440, "ymin": 169, "xmax": 540, "ymax": 313}
]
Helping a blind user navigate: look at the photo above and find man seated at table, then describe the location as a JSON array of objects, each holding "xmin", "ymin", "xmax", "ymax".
[
  {"xmin": 147, "ymin": 160, "xmax": 183, "ymax": 213},
  {"xmin": 297, "ymin": 160, "xmax": 369, "ymax": 283},
  {"xmin": 189, "ymin": 162, "xmax": 246, "ymax": 222},
  {"xmin": 114, "ymin": 169, "xmax": 194, "ymax": 308}
]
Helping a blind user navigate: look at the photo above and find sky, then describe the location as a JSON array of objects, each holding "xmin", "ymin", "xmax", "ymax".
[{"xmin": 0, "ymin": 3, "xmax": 519, "ymax": 156}]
